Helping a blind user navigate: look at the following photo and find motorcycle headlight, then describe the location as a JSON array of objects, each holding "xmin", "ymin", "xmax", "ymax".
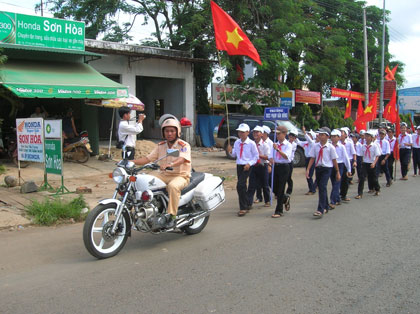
[{"xmin": 112, "ymin": 168, "xmax": 128, "ymax": 184}]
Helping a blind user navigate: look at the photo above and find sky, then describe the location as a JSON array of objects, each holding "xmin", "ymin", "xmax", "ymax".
[{"xmin": 2, "ymin": 0, "xmax": 420, "ymax": 89}]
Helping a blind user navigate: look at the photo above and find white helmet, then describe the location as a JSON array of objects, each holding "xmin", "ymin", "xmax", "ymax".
[{"xmin": 161, "ymin": 118, "xmax": 181, "ymax": 137}]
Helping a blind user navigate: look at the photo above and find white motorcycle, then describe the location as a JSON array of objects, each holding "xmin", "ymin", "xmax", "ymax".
[{"xmin": 83, "ymin": 149, "xmax": 225, "ymax": 259}]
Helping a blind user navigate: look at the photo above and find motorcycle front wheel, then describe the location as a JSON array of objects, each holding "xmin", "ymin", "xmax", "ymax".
[
  {"xmin": 83, "ymin": 204, "xmax": 130, "ymax": 259},
  {"xmin": 74, "ymin": 146, "xmax": 90, "ymax": 163}
]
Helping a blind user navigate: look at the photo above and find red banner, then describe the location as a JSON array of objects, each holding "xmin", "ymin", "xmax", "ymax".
[
  {"xmin": 331, "ymin": 88, "xmax": 365, "ymax": 101},
  {"xmin": 295, "ymin": 89, "xmax": 321, "ymax": 105},
  {"xmin": 383, "ymin": 80, "xmax": 397, "ymax": 100}
]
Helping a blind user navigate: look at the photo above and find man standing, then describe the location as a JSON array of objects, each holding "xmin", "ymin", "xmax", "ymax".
[
  {"xmin": 118, "ymin": 107, "xmax": 145, "ymax": 160},
  {"xmin": 398, "ymin": 123, "xmax": 412, "ymax": 180},
  {"xmin": 387, "ymin": 128, "xmax": 396, "ymax": 181},
  {"xmin": 133, "ymin": 117, "xmax": 191, "ymax": 228},
  {"xmin": 270, "ymin": 126, "xmax": 293, "ymax": 218},
  {"xmin": 228, "ymin": 123, "xmax": 259, "ymax": 217},
  {"xmin": 412, "ymin": 126, "xmax": 420, "ymax": 177},
  {"xmin": 377, "ymin": 129, "xmax": 392, "ymax": 186},
  {"xmin": 340, "ymin": 127, "xmax": 356, "ymax": 202}
]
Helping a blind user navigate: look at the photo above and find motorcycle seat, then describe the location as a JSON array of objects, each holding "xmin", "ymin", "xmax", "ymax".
[{"xmin": 181, "ymin": 172, "xmax": 205, "ymax": 195}]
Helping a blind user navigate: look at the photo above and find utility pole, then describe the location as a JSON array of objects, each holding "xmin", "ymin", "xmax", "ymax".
[
  {"xmin": 40, "ymin": 0, "xmax": 44, "ymax": 16},
  {"xmin": 363, "ymin": 8, "xmax": 369, "ymax": 108},
  {"xmin": 379, "ymin": 0, "xmax": 386, "ymax": 124}
]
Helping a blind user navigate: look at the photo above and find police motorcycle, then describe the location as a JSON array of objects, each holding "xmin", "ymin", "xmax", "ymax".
[{"xmin": 83, "ymin": 116, "xmax": 225, "ymax": 259}]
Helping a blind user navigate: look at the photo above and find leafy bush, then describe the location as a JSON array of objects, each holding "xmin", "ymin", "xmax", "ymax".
[
  {"xmin": 294, "ymin": 104, "xmax": 319, "ymax": 130},
  {"xmin": 26, "ymin": 195, "xmax": 88, "ymax": 226},
  {"xmin": 319, "ymin": 106, "xmax": 354, "ymax": 130}
]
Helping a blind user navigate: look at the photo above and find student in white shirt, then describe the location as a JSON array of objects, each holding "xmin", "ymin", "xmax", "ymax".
[
  {"xmin": 340, "ymin": 128, "xmax": 356, "ymax": 202},
  {"xmin": 270, "ymin": 125, "xmax": 293, "ymax": 218},
  {"xmin": 412, "ymin": 126, "xmax": 420, "ymax": 176},
  {"xmin": 285, "ymin": 130, "xmax": 298, "ymax": 197},
  {"xmin": 299, "ymin": 127, "xmax": 317, "ymax": 195},
  {"xmin": 255, "ymin": 126, "xmax": 273, "ymax": 202},
  {"xmin": 350, "ymin": 133, "xmax": 363, "ymax": 182},
  {"xmin": 228, "ymin": 123, "xmax": 259, "ymax": 217},
  {"xmin": 306, "ymin": 127, "xmax": 340, "ymax": 218},
  {"xmin": 398, "ymin": 123, "xmax": 413, "ymax": 180},
  {"xmin": 329, "ymin": 129, "xmax": 352, "ymax": 209},
  {"xmin": 247, "ymin": 126, "xmax": 271, "ymax": 207},
  {"xmin": 386, "ymin": 128, "xmax": 396, "ymax": 181},
  {"xmin": 356, "ymin": 130, "xmax": 381, "ymax": 198},
  {"xmin": 377, "ymin": 129, "xmax": 392, "ymax": 186},
  {"xmin": 118, "ymin": 107, "xmax": 145, "ymax": 160}
]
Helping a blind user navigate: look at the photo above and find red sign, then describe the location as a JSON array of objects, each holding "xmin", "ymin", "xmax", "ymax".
[
  {"xmin": 383, "ymin": 81, "xmax": 397, "ymax": 100},
  {"xmin": 295, "ymin": 89, "xmax": 321, "ymax": 105},
  {"xmin": 331, "ymin": 88, "xmax": 365, "ymax": 101}
]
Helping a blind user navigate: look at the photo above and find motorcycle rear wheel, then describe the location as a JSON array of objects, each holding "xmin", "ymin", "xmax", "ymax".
[
  {"xmin": 83, "ymin": 204, "xmax": 130, "ymax": 259},
  {"xmin": 182, "ymin": 215, "xmax": 209, "ymax": 235},
  {"xmin": 74, "ymin": 146, "xmax": 90, "ymax": 163}
]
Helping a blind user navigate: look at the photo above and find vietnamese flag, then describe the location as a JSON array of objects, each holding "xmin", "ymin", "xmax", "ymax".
[
  {"xmin": 385, "ymin": 64, "xmax": 398, "ymax": 81},
  {"xmin": 210, "ymin": 1, "xmax": 262, "ymax": 65},
  {"xmin": 344, "ymin": 97, "xmax": 352, "ymax": 119},
  {"xmin": 358, "ymin": 90, "xmax": 378, "ymax": 123},
  {"xmin": 383, "ymin": 89, "xmax": 397, "ymax": 123},
  {"xmin": 357, "ymin": 99, "xmax": 364, "ymax": 118}
]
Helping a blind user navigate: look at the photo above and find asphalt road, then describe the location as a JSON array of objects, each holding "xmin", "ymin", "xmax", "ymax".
[{"xmin": 1, "ymin": 173, "xmax": 420, "ymax": 314}]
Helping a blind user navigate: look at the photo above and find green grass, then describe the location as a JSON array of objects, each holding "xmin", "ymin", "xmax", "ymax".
[
  {"xmin": 26, "ymin": 195, "xmax": 89, "ymax": 226},
  {"xmin": 0, "ymin": 164, "xmax": 6, "ymax": 175}
]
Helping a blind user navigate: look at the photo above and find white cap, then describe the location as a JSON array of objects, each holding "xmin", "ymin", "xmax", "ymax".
[
  {"xmin": 308, "ymin": 130, "xmax": 316, "ymax": 139},
  {"xmin": 359, "ymin": 130, "xmax": 366, "ymax": 135},
  {"xmin": 288, "ymin": 130, "xmax": 298, "ymax": 137},
  {"xmin": 340, "ymin": 127, "xmax": 349, "ymax": 135},
  {"xmin": 252, "ymin": 126, "xmax": 264, "ymax": 133},
  {"xmin": 401, "ymin": 122, "xmax": 407, "ymax": 127},
  {"xmin": 236, "ymin": 123, "xmax": 250, "ymax": 132},
  {"xmin": 416, "ymin": 125, "xmax": 420, "ymax": 130},
  {"xmin": 366, "ymin": 130, "xmax": 376, "ymax": 137},
  {"xmin": 331, "ymin": 129, "xmax": 342, "ymax": 137},
  {"xmin": 262, "ymin": 125, "xmax": 271, "ymax": 134}
]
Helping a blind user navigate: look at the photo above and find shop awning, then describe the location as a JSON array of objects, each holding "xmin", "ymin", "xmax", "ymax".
[{"xmin": 0, "ymin": 59, "xmax": 128, "ymax": 99}]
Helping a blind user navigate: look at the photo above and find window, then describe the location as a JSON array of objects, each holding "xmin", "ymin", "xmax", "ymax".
[{"xmin": 154, "ymin": 99, "xmax": 164, "ymax": 120}]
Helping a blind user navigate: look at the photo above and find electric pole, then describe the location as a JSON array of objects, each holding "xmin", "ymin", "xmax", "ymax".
[
  {"xmin": 363, "ymin": 8, "xmax": 369, "ymax": 108},
  {"xmin": 379, "ymin": 0, "xmax": 386, "ymax": 124}
]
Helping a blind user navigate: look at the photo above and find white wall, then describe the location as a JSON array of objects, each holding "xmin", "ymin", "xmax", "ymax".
[{"xmin": 89, "ymin": 54, "xmax": 195, "ymax": 143}]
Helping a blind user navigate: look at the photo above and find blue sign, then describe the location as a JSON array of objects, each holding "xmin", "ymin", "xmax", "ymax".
[
  {"xmin": 264, "ymin": 107, "xmax": 289, "ymax": 121},
  {"xmin": 280, "ymin": 98, "xmax": 293, "ymax": 109}
]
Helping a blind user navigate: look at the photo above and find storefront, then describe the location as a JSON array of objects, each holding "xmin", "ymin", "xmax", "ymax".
[{"xmin": 0, "ymin": 11, "xmax": 129, "ymax": 154}]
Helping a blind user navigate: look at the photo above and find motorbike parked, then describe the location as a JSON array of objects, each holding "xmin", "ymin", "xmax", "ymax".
[
  {"xmin": 63, "ymin": 131, "xmax": 92, "ymax": 163},
  {"xmin": 1, "ymin": 128, "xmax": 30, "ymax": 168},
  {"xmin": 83, "ymin": 148, "xmax": 225, "ymax": 259}
]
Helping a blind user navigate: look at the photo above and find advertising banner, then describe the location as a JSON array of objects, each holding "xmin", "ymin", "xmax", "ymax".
[
  {"xmin": 16, "ymin": 118, "xmax": 44, "ymax": 162},
  {"xmin": 44, "ymin": 120, "xmax": 62, "ymax": 139},
  {"xmin": 295, "ymin": 89, "xmax": 321, "ymax": 105},
  {"xmin": 398, "ymin": 87, "xmax": 420, "ymax": 112},
  {"xmin": 331, "ymin": 88, "xmax": 365, "ymax": 101},
  {"xmin": 264, "ymin": 107, "xmax": 289, "ymax": 121},
  {"xmin": 45, "ymin": 139, "xmax": 62, "ymax": 175},
  {"xmin": 280, "ymin": 91, "xmax": 295, "ymax": 108},
  {"xmin": 211, "ymin": 83, "xmax": 280, "ymax": 106},
  {"xmin": 0, "ymin": 11, "xmax": 85, "ymax": 51}
]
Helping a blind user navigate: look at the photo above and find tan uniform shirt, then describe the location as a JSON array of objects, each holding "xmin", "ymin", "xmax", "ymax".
[{"xmin": 146, "ymin": 139, "xmax": 192, "ymax": 177}]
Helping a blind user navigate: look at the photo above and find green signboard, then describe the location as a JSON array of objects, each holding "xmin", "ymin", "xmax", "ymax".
[
  {"xmin": 45, "ymin": 139, "xmax": 62, "ymax": 175},
  {"xmin": 0, "ymin": 11, "xmax": 85, "ymax": 51}
]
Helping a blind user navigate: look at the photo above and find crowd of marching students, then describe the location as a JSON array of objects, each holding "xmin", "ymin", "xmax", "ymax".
[{"xmin": 228, "ymin": 122, "xmax": 420, "ymax": 219}]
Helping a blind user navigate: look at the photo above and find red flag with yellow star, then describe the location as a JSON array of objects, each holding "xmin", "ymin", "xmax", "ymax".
[
  {"xmin": 383, "ymin": 89, "xmax": 397, "ymax": 123},
  {"xmin": 354, "ymin": 91, "xmax": 378, "ymax": 124},
  {"xmin": 210, "ymin": 1, "xmax": 262, "ymax": 65},
  {"xmin": 344, "ymin": 97, "xmax": 352, "ymax": 119}
]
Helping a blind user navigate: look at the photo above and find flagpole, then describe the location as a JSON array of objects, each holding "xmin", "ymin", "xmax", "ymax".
[{"xmin": 216, "ymin": 50, "xmax": 231, "ymax": 143}]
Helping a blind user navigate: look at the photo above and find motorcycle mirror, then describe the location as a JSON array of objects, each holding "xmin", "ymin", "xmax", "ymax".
[{"xmin": 166, "ymin": 149, "xmax": 179, "ymax": 157}]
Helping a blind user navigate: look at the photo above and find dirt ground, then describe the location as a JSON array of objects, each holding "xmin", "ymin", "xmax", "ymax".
[{"xmin": 0, "ymin": 141, "xmax": 238, "ymax": 230}]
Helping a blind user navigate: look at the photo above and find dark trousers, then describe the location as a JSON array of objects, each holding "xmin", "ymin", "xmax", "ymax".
[
  {"xmin": 236, "ymin": 165, "xmax": 251, "ymax": 211},
  {"xmin": 413, "ymin": 148, "xmax": 420, "ymax": 175},
  {"xmin": 358, "ymin": 163, "xmax": 380, "ymax": 195},
  {"xmin": 247, "ymin": 164, "xmax": 270, "ymax": 204},
  {"xmin": 305, "ymin": 157, "xmax": 316, "ymax": 193},
  {"xmin": 122, "ymin": 147, "xmax": 135, "ymax": 160},
  {"xmin": 340, "ymin": 159, "xmax": 352, "ymax": 199},
  {"xmin": 378, "ymin": 155, "xmax": 391, "ymax": 184},
  {"xmin": 356, "ymin": 156, "xmax": 363, "ymax": 180},
  {"xmin": 273, "ymin": 163, "xmax": 290, "ymax": 214},
  {"xmin": 315, "ymin": 166, "xmax": 332, "ymax": 214},
  {"xmin": 286, "ymin": 163, "xmax": 294, "ymax": 195},
  {"xmin": 330, "ymin": 163, "xmax": 344, "ymax": 204},
  {"xmin": 399, "ymin": 148, "xmax": 411, "ymax": 177},
  {"xmin": 388, "ymin": 153, "xmax": 395, "ymax": 180}
]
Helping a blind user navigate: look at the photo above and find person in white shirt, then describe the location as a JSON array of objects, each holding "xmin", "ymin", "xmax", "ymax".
[
  {"xmin": 255, "ymin": 126, "xmax": 273, "ymax": 202},
  {"xmin": 228, "ymin": 123, "xmax": 259, "ymax": 217},
  {"xmin": 412, "ymin": 126, "xmax": 420, "ymax": 176},
  {"xmin": 299, "ymin": 127, "xmax": 317, "ymax": 195},
  {"xmin": 398, "ymin": 123, "xmax": 413, "ymax": 180},
  {"xmin": 30, "ymin": 106, "xmax": 48, "ymax": 119},
  {"xmin": 356, "ymin": 130, "xmax": 381, "ymax": 198},
  {"xmin": 285, "ymin": 130, "xmax": 298, "ymax": 197},
  {"xmin": 118, "ymin": 107, "xmax": 145, "ymax": 160},
  {"xmin": 340, "ymin": 128, "xmax": 356, "ymax": 202},
  {"xmin": 306, "ymin": 127, "xmax": 340, "ymax": 218},
  {"xmin": 350, "ymin": 133, "xmax": 363, "ymax": 182},
  {"xmin": 377, "ymin": 129, "xmax": 392, "ymax": 186},
  {"xmin": 387, "ymin": 128, "xmax": 396, "ymax": 180},
  {"xmin": 329, "ymin": 129, "xmax": 352, "ymax": 209},
  {"xmin": 270, "ymin": 125, "xmax": 293, "ymax": 218},
  {"xmin": 358, "ymin": 130, "xmax": 367, "ymax": 145},
  {"xmin": 247, "ymin": 126, "xmax": 271, "ymax": 207}
]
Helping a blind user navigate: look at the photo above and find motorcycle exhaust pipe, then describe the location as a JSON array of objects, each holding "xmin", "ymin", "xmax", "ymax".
[{"xmin": 175, "ymin": 211, "xmax": 210, "ymax": 229}]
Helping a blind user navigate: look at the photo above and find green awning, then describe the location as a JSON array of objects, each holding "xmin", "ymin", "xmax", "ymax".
[{"xmin": 0, "ymin": 59, "xmax": 128, "ymax": 99}]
